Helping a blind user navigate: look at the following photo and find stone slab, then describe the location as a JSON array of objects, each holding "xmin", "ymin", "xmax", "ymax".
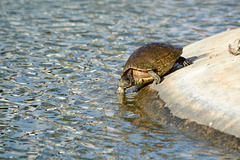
[{"xmin": 151, "ymin": 28, "xmax": 240, "ymax": 138}]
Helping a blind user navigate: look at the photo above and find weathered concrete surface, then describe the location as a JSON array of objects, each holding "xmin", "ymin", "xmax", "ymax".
[{"xmin": 151, "ymin": 28, "xmax": 240, "ymax": 138}]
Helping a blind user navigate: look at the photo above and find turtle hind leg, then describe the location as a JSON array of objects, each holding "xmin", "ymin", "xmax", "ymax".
[
  {"xmin": 177, "ymin": 56, "xmax": 192, "ymax": 66},
  {"xmin": 148, "ymin": 70, "xmax": 161, "ymax": 84}
]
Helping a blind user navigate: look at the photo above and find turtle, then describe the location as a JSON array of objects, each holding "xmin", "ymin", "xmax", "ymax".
[{"xmin": 116, "ymin": 42, "xmax": 191, "ymax": 94}]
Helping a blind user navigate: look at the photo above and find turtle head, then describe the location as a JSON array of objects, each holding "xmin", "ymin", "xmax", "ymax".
[
  {"xmin": 117, "ymin": 77, "xmax": 133, "ymax": 89},
  {"xmin": 116, "ymin": 76, "xmax": 134, "ymax": 95}
]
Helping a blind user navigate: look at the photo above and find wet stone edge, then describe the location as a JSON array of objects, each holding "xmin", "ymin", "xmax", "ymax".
[{"xmin": 133, "ymin": 86, "xmax": 240, "ymax": 151}]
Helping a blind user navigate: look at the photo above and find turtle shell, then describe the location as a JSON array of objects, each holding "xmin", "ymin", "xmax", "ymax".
[{"xmin": 121, "ymin": 43, "xmax": 182, "ymax": 77}]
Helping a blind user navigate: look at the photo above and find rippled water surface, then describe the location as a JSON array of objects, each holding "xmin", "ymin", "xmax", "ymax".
[{"xmin": 0, "ymin": 0, "xmax": 240, "ymax": 159}]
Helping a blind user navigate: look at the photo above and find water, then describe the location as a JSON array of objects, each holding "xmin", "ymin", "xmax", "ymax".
[{"xmin": 0, "ymin": 0, "xmax": 239, "ymax": 159}]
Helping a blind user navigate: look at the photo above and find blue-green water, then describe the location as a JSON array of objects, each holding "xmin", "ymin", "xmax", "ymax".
[{"xmin": 0, "ymin": 0, "xmax": 239, "ymax": 159}]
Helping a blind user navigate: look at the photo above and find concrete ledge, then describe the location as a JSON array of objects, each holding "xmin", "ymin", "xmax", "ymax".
[{"xmin": 151, "ymin": 28, "xmax": 240, "ymax": 138}]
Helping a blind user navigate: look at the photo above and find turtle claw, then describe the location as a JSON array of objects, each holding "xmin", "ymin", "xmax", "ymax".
[
  {"xmin": 177, "ymin": 56, "xmax": 192, "ymax": 66},
  {"xmin": 183, "ymin": 59, "xmax": 192, "ymax": 66}
]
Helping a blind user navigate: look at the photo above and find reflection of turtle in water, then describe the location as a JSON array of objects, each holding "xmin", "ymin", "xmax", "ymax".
[
  {"xmin": 228, "ymin": 39, "xmax": 240, "ymax": 56},
  {"xmin": 116, "ymin": 43, "xmax": 191, "ymax": 94}
]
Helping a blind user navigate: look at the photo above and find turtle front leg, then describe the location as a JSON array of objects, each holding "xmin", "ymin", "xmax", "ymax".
[
  {"xmin": 148, "ymin": 70, "xmax": 161, "ymax": 84},
  {"xmin": 177, "ymin": 56, "xmax": 192, "ymax": 66}
]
